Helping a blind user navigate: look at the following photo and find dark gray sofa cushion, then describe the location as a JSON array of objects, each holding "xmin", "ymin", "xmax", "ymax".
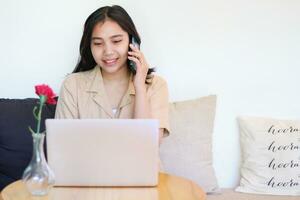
[{"xmin": 0, "ymin": 98, "xmax": 56, "ymax": 191}]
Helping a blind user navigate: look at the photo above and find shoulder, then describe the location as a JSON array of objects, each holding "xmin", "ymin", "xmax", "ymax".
[
  {"xmin": 147, "ymin": 74, "xmax": 168, "ymax": 96},
  {"xmin": 149, "ymin": 74, "xmax": 168, "ymax": 89},
  {"xmin": 61, "ymin": 68, "xmax": 96, "ymax": 89}
]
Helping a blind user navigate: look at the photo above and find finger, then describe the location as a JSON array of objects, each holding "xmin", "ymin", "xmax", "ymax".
[
  {"xmin": 127, "ymin": 56, "xmax": 141, "ymax": 67},
  {"xmin": 128, "ymin": 50, "xmax": 146, "ymax": 64},
  {"xmin": 128, "ymin": 51, "xmax": 141, "ymax": 58},
  {"xmin": 129, "ymin": 43, "xmax": 139, "ymax": 51}
]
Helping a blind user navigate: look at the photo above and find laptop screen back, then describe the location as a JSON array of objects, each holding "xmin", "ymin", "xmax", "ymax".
[{"xmin": 46, "ymin": 119, "xmax": 159, "ymax": 186}]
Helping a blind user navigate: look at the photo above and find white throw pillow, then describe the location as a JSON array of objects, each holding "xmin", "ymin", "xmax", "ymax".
[
  {"xmin": 236, "ymin": 116, "xmax": 300, "ymax": 196},
  {"xmin": 160, "ymin": 95, "xmax": 220, "ymax": 193}
]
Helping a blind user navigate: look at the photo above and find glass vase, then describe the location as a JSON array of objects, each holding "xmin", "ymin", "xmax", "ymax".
[{"xmin": 22, "ymin": 133, "xmax": 55, "ymax": 196}]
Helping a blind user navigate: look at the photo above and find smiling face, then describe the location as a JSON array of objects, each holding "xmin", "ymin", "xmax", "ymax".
[{"xmin": 90, "ymin": 19, "xmax": 130, "ymax": 75}]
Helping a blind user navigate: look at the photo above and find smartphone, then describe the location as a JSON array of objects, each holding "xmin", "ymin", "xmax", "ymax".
[{"xmin": 128, "ymin": 36, "xmax": 140, "ymax": 75}]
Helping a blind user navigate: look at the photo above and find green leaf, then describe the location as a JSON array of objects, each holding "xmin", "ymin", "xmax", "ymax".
[
  {"xmin": 33, "ymin": 106, "xmax": 38, "ymax": 120},
  {"xmin": 28, "ymin": 126, "xmax": 36, "ymax": 134}
]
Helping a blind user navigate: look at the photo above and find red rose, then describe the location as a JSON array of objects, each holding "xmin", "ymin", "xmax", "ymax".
[{"xmin": 35, "ymin": 84, "xmax": 57, "ymax": 104}]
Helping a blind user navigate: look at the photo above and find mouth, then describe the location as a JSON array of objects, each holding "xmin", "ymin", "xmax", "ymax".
[{"xmin": 102, "ymin": 58, "xmax": 118, "ymax": 66}]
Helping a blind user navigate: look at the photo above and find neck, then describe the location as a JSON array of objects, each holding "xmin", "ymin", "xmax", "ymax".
[{"xmin": 101, "ymin": 66, "xmax": 130, "ymax": 84}]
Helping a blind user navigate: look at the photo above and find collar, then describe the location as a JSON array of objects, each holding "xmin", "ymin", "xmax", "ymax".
[
  {"xmin": 85, "ymin": 66, "xmax": 105, "ymax": 94},
  {"xmin": 84, "ymin": 66, "xmax": 135, "ymax": 118},
  {"xmin": 85, "ymin": 66, "xmax": 135, "ymax": 96}
]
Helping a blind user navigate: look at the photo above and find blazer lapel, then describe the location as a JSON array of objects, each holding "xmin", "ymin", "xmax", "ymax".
[
  {"xmin": 85, "ymin": 67, "xmax": 114, "ymax": 118},
  {"xmin": 119, "ymin": 79, "xmax": 135, "ymax": 109}
]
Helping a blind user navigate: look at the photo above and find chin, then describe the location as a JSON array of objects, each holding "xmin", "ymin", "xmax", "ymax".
[
  {"xmin": 101, "ymin": 63, "xmax": 128, "ymax": 74},
  {"xmin": 100, "ymin": 66, "xmax": 122, "ymax": 74}
]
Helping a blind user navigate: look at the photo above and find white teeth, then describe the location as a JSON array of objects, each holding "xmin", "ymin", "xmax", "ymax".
[{"xmin": 105, "ymin": 59, "xmax": 117, "ymax": 64}]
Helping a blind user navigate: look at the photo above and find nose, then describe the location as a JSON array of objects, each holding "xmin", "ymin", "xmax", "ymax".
[{"xmin": 103, "ymin": 43, "xmax": 114, "ymax": 56}]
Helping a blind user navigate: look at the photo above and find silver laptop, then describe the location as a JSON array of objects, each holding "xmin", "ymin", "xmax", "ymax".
[{"xmin": 45, "ymin": 119, "xmax": 159, "ymax": 187}]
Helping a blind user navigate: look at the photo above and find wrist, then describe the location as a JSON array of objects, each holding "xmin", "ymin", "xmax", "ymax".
[{"xmin": 134, "ymin": 84, "xmax": 147, "ymax": 93}]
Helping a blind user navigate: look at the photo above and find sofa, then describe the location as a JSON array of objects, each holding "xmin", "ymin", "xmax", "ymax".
[
  {"xmin": 0, "ymin": 97, "xmax": 299, "ymax": 200},
  {"xmin": 0, "ymin": 98, "xmax": 56, "ymax": 190}
]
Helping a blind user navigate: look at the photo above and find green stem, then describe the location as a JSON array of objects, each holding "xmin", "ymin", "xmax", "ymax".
[
  {"xmin": 33, "ymin": 106, "xmax": 39, "ymax": 120},
  {"xmin": 36, "ymin": 95, "xmax": 46, "ymax": 134}
]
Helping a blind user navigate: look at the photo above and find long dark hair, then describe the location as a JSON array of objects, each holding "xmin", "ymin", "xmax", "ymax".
[{"xmin": 73, "ymin": 5, "xmax": 155, "ymax": 79}]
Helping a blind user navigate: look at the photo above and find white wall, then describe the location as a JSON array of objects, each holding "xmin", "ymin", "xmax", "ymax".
[{"xmin": 1, "ymin": 0, "xmax": 299, "ymax": 188}]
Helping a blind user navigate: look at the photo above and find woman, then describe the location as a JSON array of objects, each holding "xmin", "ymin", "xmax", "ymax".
[{"xmin": 55, "ymin": 5, "xmax": 170, "ymax": 143}]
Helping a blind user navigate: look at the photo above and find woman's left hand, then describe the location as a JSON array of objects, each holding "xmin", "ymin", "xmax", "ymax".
[{"xmin": 128, "ymin": 44, "xmax": 149, "ymax": 91}]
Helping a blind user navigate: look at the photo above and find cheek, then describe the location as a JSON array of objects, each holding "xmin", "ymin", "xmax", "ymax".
[
  {"xmin": 91, "ymin": 46, "xmax": 103, "ymax": 59},
  {"xmin": 118, "ymin": 45, "xmax": 129, "ymax": 58}
]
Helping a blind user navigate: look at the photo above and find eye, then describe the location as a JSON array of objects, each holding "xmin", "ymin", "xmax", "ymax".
[
  {"xmin": 93, "ymin": 42, "xmax": 102, "ymax": 46},
  {"xmin": 113, "ymin": 40, "xmax": 122, "ymax": 44}
]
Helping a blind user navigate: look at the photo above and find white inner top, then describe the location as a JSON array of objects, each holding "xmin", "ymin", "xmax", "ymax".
[{"xmin": 112, "ymin": 108, "xmax": 118, "ymax": 117}]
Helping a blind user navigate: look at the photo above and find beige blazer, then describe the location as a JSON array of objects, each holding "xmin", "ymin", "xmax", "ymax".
[{"xmin": 55, "ymin": 66, "xmax": 170, "ymax": 135}]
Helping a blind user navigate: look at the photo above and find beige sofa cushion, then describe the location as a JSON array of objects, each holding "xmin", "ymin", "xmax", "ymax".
[
  {"xmin": 160, "ymin": 95, "xmax": 219, "ymax": 193},
  {"xmin": 236, "ymin": 116, "xmax": 300, "ymax": 196},
  {"xmin": 207, "ymin": 189, "xmax": 300, "ymax": 200}
]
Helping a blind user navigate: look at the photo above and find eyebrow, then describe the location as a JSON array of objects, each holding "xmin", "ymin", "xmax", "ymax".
[{"xmin": 91, "ymin": 34, "xmax": 124, "ymax": 41}]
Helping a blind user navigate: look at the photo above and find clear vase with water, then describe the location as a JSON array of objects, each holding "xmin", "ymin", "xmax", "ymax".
[{"xmin": 22, "ymin": 132, "xmax": 55, "ymax": 196}]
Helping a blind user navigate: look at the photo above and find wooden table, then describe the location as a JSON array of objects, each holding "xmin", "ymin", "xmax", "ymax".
[{"xmin": 1, "ymin": 173, "xmax": 206, "ymax": 200}]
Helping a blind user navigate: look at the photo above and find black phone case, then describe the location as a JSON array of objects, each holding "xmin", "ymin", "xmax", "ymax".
[{"xmin": 128, "ymin": 36, "xmax": 140, "ymax": 74}]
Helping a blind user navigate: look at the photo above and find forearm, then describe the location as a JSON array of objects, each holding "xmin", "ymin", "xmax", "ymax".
[{"xmin": 133, "ymin": 87, "xmax": 151, "ymax": 119}]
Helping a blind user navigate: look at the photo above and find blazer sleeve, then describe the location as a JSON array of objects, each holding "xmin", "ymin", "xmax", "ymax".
[
  {"xmin": 55, "ymin": 76, "xmax": 79, "ymax": 119},
  {"xmin": 149, "ymin": 76, "xmax": 170, "ymax": 137}
]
